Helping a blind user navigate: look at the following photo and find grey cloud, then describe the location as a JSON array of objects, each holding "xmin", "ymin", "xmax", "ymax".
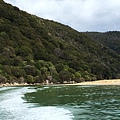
[{"xmin": 4, "ymin": 0, "xmax": 120, "ymax": 32}]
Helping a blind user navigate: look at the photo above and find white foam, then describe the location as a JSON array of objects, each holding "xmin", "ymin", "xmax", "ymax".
[
  {"xmin": 0, "ymin": 87, "xmax": 74, "ymax": 120},
  {"xmin": 0, "ymin": 86, "xmax": 15, "ymax": 92}
]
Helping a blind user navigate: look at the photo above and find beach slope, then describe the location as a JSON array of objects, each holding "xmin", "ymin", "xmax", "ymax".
[{"xmin": 67, "ymin": 79, "xmax": 120, "ymax": 85}]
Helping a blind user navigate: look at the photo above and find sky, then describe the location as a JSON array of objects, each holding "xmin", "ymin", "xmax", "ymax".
[{"xmin": 4, "ymin": 0, "xmax": 120, "ymax": 32}]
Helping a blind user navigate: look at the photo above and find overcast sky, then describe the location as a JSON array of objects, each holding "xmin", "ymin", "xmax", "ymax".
[{"xmin": 4, "ymin": 0, "xmax": 120, "ymax": 32}]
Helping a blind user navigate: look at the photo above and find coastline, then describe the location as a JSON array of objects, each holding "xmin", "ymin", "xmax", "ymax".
[
  {"xmin": 0, "ymin": 79, "xmax": 120, "ymax": 87},
  {"xmin": 0, "ymin": 82, "xmax": 29, "ymax": 87},
  {"xmin": 65, "ymin": 79, "xmax": 120, "ymax": 86}
]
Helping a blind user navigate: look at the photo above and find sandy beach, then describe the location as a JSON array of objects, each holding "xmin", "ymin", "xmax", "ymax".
[
  {"xmin": 66, "ymin": 79, "xmax": 120, "ymax": 86},
  {"xmin": 1, "ymin": 79, "xmax": 120, "ymax": 87}
]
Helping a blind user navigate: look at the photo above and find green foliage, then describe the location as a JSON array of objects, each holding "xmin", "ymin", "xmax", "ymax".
[
  {"xmin": 85, "ymin": 31, "xmax": 120, "ymax": 54},
  {"xmin": 0, "ymin": 1, "xmax": 120, "ymax": 84},
  {"xmin": 24, "ymin": 65, "xmax": 37, "ymax": 76},
  {"xmin": 0, "ymin": 74, "xmax": 7, "ymax": 83},
  {"xmin": 59, "ymin": 70, "xmax": 72, "ymax": 83},
  {"xmin": 26, "ymin": 75, "xmax": 34, "ymax": 83}
]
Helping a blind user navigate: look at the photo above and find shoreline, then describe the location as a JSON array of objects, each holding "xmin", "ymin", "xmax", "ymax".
[
  {"xmin": 0, "ymin": 83, "xmax": 29, "ymax": 87},
  {"xmin": 0, "ymin": 79, "xmax": 120, "ymax": 87},
  {"xmin": 65, "ymin": 79, "xmax": 120, "ymax": 86}
]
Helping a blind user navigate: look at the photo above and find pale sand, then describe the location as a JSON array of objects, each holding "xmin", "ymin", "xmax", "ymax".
[
  {"xmin": 65, "ymin": 79, "xmax": 120, "ymax": 86},
  {"xmin": 1, "ymin": 79, "xmax": 120, "ymax": 87}
]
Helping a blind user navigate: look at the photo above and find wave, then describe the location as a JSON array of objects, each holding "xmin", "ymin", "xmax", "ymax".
[{"xmin": 0, "ymin": 87, "xmax": 74, "ymax": 120}]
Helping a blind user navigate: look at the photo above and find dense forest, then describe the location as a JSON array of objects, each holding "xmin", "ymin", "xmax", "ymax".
[
  {"xmin": 0, "ymin": 0, "xmax": 120, "ymax": 84},
  {"xmin": 85, "ymin": 31, "xmax": 120, "ymax": 55}
]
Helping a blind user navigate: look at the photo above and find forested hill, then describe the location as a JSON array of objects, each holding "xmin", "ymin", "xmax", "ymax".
[
  {"xmin": 85, "ymin": 31, "xmax": 120, "ymax": 55},
  {"xmin": 0, "ymin": 0, "xmax": 120, "ymax": 84}
]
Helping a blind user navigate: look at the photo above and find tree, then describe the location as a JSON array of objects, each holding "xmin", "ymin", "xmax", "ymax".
[
  {"xmin": 55, "ymin": 63, "xmax": 64, "ymax": 73},
  {"xmin": 26, "ymin": 75, "xmax": 34, "ymax": 83},
  {"xmin": 17, "ymin": 46, "xmax": 33, "ymax": 57},
  {"xmin": 24, "ymin": 65, "xmax": 37, "ymax": 76},
  {"xmin": 59, "ymin": 70, "xmax": 72, "ymax": 83},
  {"xmin": 75, "ymin": 71, "xmax": 82, "ymax": 82},
  {"xmin": 0, "ymin": 74, "xmax": 7, "ymax": 83},
  {"xmin": 40, "ymin": 67, "xmax": 48, "ymax": 80},
  {"xmin": 2, "ymin": 65, "xmax": 12, "ymax": 75},
  {"xmin": 12, "ymin": 56, "xmax": 23, "ymax": 66}
]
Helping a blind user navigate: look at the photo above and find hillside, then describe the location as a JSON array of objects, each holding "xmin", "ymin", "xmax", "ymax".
[
  {"xmin": 0, "ymin": 0, "xmax": 120, "ymax": 84},
  {"xmin": 85, "ymin": 31, "xmax": 120, "ymax": 55}
]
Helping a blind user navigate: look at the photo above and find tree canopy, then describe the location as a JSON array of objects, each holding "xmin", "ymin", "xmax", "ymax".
[{"xmin": 0, "ymin": 0, "xmax": 120, "ymax": 84}]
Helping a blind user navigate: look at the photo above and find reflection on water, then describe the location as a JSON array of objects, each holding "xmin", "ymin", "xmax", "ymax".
[{"xmin": 0, "ymin": 85, "xmax": 120, "ymax": 120}]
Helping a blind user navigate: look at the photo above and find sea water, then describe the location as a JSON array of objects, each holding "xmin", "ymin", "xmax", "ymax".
[{"xmin": 0, "ymin": 85, "xmax": 120, "ymax": 120}]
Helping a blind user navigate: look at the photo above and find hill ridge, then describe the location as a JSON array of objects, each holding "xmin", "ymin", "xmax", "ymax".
[{"xmin": 0, "ymin": 0, "xmax": 120, "ymax": 84}]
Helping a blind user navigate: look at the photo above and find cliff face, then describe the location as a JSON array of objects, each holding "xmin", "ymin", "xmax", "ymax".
[{"xmin": 0, "ymin": 0, "xmax": 120, "ymax": 84}]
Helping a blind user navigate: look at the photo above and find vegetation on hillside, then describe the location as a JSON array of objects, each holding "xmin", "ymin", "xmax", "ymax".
[
  {"xmin": 85, "ymin": 31, "xmax": 120, "ymax": 54},
  {"xmin": 0, "ymin": 0, "xmax": 120, "ymax": 84}
]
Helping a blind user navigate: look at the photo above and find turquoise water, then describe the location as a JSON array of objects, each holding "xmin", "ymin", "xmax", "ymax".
[{"xmin": 0, "ymin": 85, "xmax": 120, "ymax": 120}]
